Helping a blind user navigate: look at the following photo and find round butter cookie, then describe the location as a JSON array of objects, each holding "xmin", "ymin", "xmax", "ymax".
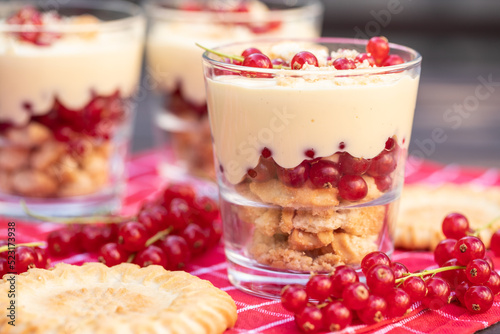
[
  {"xmin": 0, "ymin": 263, "xmax": 237, "ymax": 334},
  {"xmin": 395, "ymin": 183, "xmax": 500, "ymax": 250}
]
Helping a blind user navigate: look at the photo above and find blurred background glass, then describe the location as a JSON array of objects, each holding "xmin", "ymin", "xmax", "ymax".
[{"xmin": 123, "ymin": 0, "xmax": 500, "ymax": 169}]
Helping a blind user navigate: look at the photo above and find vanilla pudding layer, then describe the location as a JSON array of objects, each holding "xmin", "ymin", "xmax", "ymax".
[
  {"xmin": 206, "ymin": 73, "xmax": 420, "ymax": 184},
  {"xmin": 0, "ymin": 24, "xmax": 144, "ymax": 126},
  {"xmin": 147, "ymin": 21, "xmax": 319, "ymax": 107}
]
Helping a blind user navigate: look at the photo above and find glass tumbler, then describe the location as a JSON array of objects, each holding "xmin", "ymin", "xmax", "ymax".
[
  {"xmin": 0, "ymin": 0, "xmax": 145, "ymax": 216},
  {"xmin": 145, "ymin": 0, "xmax": 323, "ymax": 180},
  {"xmin": 202, "ymin": 38, "xmax": 422, "ymax": 298}
]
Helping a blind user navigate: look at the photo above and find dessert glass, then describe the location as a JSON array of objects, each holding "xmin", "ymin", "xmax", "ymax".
[
  {"xmin": 145, "ymin": 0, "xmax": 323, "ymax": 180},
  {"xmin": 0, "ymin": 1, "xmax": 145, "ymax": 216},
  {"xmin": 202, "ymin": 38, "xmax": 422, "ymax": 298}
]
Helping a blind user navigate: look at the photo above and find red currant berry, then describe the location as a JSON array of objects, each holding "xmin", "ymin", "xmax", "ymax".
[
  {"xmin": 276, "ymin": 160, "xmax": 310, "ymax": 188},
  {"xmin": 357, "ymin": 295, "xmax": 387, "ymax": 325},
  {"xmin": 157, "ymin": 235, "xmax": 191, "ymax": 271},
  {"xmin": 338, "ymin": 152, "xmax": 370, "ymax": 175},
  {"xmin": 342, "ymin": 282, "xmax": 370, "ymax": 311},
  {"xmin": 464, "ymin": 285, "xmax": 494, "ymax": 314},
  {"xmin": 374, "ymin": 175, "xmax": 392, "ymax": 192},
  {"xmin": 98, "ymin": 243, "xmax": 130, "ymax": 267},
  {"xmin": 386, "ymin": 288, "xmax": 411, "ymax": 318},
  {"xmin": 354, "ymin": 53, "xmax": 376, "ymax": 66},
  {"xmin": 484, "ymin": 255, "xmax": 494, "ymax": 270},
  {"xmin": 181, "ymin": 224, "xmax": 208, "ymax": 256},
  {"xmin": 134, "ymin": 245, "xmax": 168, "ymax": 268},
  {"xmin": 204, "ymin": 220, "xmax": 223, "ymax": 249},
  {"xmin": 294, "ymin": 306, "xmax": 323, "ymax": 333},
  {"xmin": 442, "ymin": 213, "xmax": 470, "ymax": 240},
  {"xmin": 382, "ymin": 54, "xmax": 404, "ymax": 67},
  {"xmin": 338, "ymin": 174, "xmax": 368, "ymax": 201},
  {"xmin": 366, "ymin": 264, "xmax": 395, "ymax": 295},
  {"xmin": 242, "ymin": 53, "xmax": 273, "ymax": 69},
  {"xmin": 15, "ymin": 246, "xmax": 37, "ymax": 274},
  {"xmin": 455, "ymin": 280, "xmax": 471, "ymax": 306},
  {"xmin": 118, "ymin": 222, "xmax": 149, "ymax": 252},
  {"xmin": 309, "ymin": 160, "xmax": 340, "ymax": 189},
  {"xmin": 391, "ymin": 262, "xmax": 409, "ymax": 279},
  {"xmin": 281, "ymin": 285, "xmax": 308, "ymax": 314},
  {"xmin": 241, "ymin": 47, "xmax": 262, "ymax": 58},
  {"xmin": 465, "ymin": 258, "xmax": 491, "ymax": 284},
  {"xmin": 454, "ymin": 236, "xmax": 485, "ymax": 266},
  {"xmin": 80, "ymin": 224, "xmax": 110, "ymax": 252},
  {"xmin": 367, "ymin": 151, "xmax": 397, "ymax": 177},
  {"xmin": 163, "ymin": 183, "xmax": 196, "ymax": 207},
  {"xmin": 306, "ymin": 274, "xmax": 333, "ymax": 301},
  {"xmin": 193, "ymin": 196, "xmax": 219, "ymax": 225},
  {"xmin": 261, "ymin": 147, "xmax": 272, "ymax": 158},
  {"xmin": 361, "ymin": 251, "xmax": 391, "ymax": 274},
  {"xmin": 490, "ymin": 230, "xmax": 500, "ymax": 257},
  {"xmin": 33, "ymin": 246, "xmax": 49, "ymax": 269},
  {"xmin": 402, "ymin": 276, "xmax": 427, "ymax": 302},
  {"xmin": 322, "ymin": 301, "xmax": 352, "ymax": 331},
  {"xmin": 47, "ymin": 228, "xmax": 78, "ymax": 257},
  {"xmin": 272, "ymin": 58, "xmax": 288, "ymax": 67},
  {"xmin": 484, "ymin": 271, "xmax": 500, "ymax": 295},
  {"xmin": 422, "ymin": 277, "xmax": 451, "ymax": 310},
  {"xmin": 167, "ymin": 198, "xmax": 191, "ymax": 231},
  {"xmin": 366, "ymin": 36, "xmax": 390, "ymax": 64},
  {"xmin": 138, "ymin": 207, "xmax": 167, "ymax": 234},
  {"xmin": 434, "ymin": 239, "xmax": 457, "ymax": 266},
  {"xmin": 291, "ymin": 51, "xmax": 318, "ymax": 70},
  {"xmin": 332, "ymin": 57, "xmax": 356, "ymax": 70},
  {"xmin": 438, "ymin": 258, "xmax": 468, "ymax": 288},
  {"xmin": 329, "ymin": 265, "xmax": 359, "ymax": 298}
]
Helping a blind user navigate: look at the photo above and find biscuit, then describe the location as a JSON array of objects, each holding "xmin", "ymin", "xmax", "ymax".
[
  {"xmin": 0, "ymin": 263, "xmax": 237, "ymax": 334},
  {"xmin": 395, "ymin": 183, "xmax": 500, "ymax": 250}
]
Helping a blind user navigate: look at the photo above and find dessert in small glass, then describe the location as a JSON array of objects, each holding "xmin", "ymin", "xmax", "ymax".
[
  {"xmin": 146, "ymin": 0, "xmax": 323, "ymax": 180},
  {"xmin": 0, "ymin": 1, "xmax": 145, "ymax": 216},
  {"xmin": 202, "ymin": 37, "xmax": 422, "ymax": 297}
]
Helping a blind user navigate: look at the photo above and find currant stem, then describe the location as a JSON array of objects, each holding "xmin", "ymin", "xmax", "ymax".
[
  {"xmin": 0, "ymin": 242, "xmax": 45, "ymax": 253},
  {"xmin": 473, "ymin": 216, "xmax": 500, "ymax": 235},
  {"xmin": 145, "ymin": 227, "xmax": 173, "ymax": 247},
  {"xmin": 395, "ymin": 265, "xmax": 466, "ymax": 284},
  {"xmin": 22, "ymin": 200, "xmax": 135, "ymax": 224},
  {"xmin": 196, "ymin": 43, "xmax": 244, "ymax": 63}
]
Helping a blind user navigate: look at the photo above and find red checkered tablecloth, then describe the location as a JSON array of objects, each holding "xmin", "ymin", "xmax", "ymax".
[{"xmin": 1, "ymin": 151, "xmax": 500, "ymax": 333}]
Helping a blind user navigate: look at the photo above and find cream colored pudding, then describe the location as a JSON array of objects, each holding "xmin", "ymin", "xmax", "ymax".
[
  {"xmin": 0, "ymin": 17, "xmax": 144, "ymax": 126},
  {"xmin": 207, "ymin": 73, "xmax": 419, "ymax": 184},
  {"xmin": 146, "ymin": 1, "xmax": 322, "ymax": 107}
]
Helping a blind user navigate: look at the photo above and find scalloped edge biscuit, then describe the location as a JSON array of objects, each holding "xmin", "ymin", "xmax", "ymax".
[
  {"xmin": 0, "ymin": 263, "xmax": 237, "ymax": 334},
  {"xmin": 395, "ymin": 183, "xmax": 500, "ymax": 250}
]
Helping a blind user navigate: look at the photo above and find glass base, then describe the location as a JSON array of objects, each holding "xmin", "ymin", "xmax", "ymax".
[
  {"xmin": 226, "ymin": 250, "xmax": 312, "ymax": 299},
  {"xmin": 0, "ymin": 189, "xmax": 122, "ymax": 219}
]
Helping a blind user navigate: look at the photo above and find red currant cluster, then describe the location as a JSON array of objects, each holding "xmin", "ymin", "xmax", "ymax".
[
  {"xmin": 0, "ymin": 242, "xmax": 49, "ymax": 276},
  {"xmin": 211, "ymin": 35, "xmax": 404, "ymax": 75},
  {"xmin": 6, "ymin": 6, "xmax": 61, "ymax": 46},
  {"xmin": 46, "ymin": 183, "xmax": 221, "ymax": 271},
  {"xmin": 282, "ymin": 243, "xmax": 499, "ymax": 333}
]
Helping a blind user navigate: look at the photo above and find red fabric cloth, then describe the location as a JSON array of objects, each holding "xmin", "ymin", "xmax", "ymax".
[{"xmin": 1, "ymin": 151, "xmax": 499, "ymax": 333}]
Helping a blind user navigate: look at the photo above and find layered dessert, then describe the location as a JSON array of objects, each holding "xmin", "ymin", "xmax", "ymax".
[
  {"xmin": 0, "ymin": 4, "xmax": 144, "ymax": 204},
  {"xmin": 146, "ymin": 0, "xmax": 323, "ymax": 179},
  {"xmin": 203, "ymin": 38, "xmax": 421, "ymax": 276}
]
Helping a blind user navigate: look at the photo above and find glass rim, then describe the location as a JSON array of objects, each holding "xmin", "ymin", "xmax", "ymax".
[
  {"xmin": 202, "ymin": 37, "xmax": 422, "ymax": 77},
  {"xmin": 0, "ymin": 0, "xmax": 144, "ymax": 33},
  {"xmin": 144, "ymin": 0, "xmax": 323, "ymax": 23}
]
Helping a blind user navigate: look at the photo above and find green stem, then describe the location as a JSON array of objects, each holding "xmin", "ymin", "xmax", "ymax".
[
  {"xmin": 196, "ymin": 43, "xmax": 244, "ymax": 63},
  {"xmin": 145, "ymin": 227, "xmax": 173, "ymax": 247},
  {"xmin": 22, "ymin": 200, "xmax": 134, "ymax": 224},
  {"xmin": 0, "ymin": 242, "xmax": 45, "ymax": 253},
  {"xmin": 395, "ymin": 265, "xmax": 466, "ymax": 284},
  {"xmin": 473, "ymin": 216, "xmax": 500, "ymax": 236}
]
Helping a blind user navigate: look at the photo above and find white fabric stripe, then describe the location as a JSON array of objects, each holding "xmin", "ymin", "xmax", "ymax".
[
  {"xmin": 189, "ymin": 262, "xmax": 227, "ymax": 276},
  {"xmin": 237, "ymin": 300, "xmax": 281, "ymax": 313},
  {"xmin": 241, "ymin": 317, "xmax": 294, "ymax": 333},
  {"xmin": 434, "ymin": 309, "xmax": 489, "ymax": 327},
  {"xmin": 469, "ymin": 168, "xmax": 500, "ymax": 187},
  {"xmin": 419, "ymin": 164, "xmax": 461, "ymax": 185}
]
